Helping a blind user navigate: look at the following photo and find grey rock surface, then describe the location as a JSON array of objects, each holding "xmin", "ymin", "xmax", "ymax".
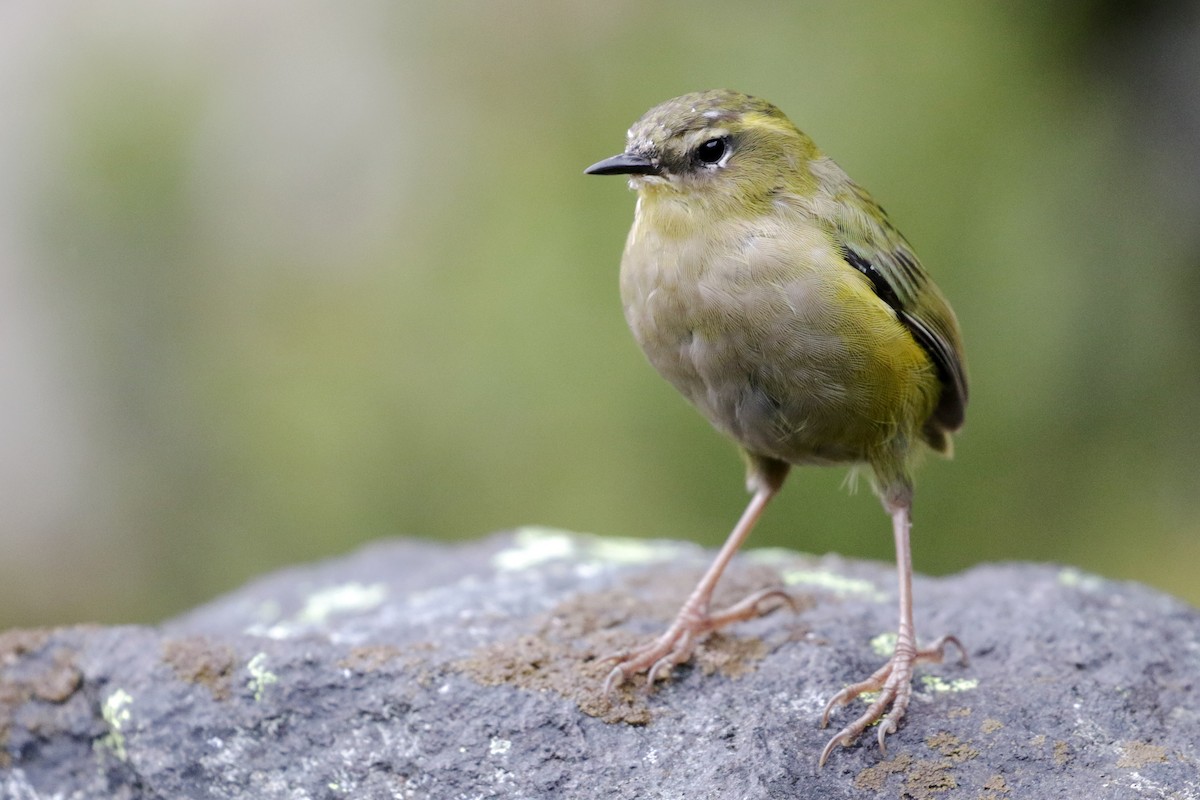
[{"xmin": 2, "ymin": 528, "xmax": 1198, "ymax": 799}]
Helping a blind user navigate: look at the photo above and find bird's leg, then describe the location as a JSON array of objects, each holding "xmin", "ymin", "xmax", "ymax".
[
  {"xmin": 818, "ymin": 496, "xmax": 967, "ymax": 768},
  {"xmin": 603, "ymin": 483, "xmax": 793, "ymax": 695}
]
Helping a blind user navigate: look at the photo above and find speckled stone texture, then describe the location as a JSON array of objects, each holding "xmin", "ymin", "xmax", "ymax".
[{"xmin": 2, "ymin": 529, "xmax": 1198, "ymax": 798}]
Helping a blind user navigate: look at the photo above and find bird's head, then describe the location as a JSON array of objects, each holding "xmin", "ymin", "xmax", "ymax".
[{"xmin": 585, "ymin": 90, "xmax": 820, "ymax": 215}]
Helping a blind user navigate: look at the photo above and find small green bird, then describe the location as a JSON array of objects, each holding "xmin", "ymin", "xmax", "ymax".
[{"xmin": 585, "ymin": 90, "xmax": 969, "ymax": 767}]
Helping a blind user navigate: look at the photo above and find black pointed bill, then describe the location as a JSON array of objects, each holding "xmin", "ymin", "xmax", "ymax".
[{"xmin": 584, "ymin": 152, "xmax": 660, "ymax": 176}]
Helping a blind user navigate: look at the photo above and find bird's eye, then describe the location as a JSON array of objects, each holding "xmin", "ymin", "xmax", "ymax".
[{"xmin": 695, "ymin": 137, "xmax": 728, "ymax": 165}]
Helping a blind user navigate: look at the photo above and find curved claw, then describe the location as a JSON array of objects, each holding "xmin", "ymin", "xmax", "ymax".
[
  {"xmin": 646, "ymin": 654, "xmax": 677, "ymax": 689},
  {"xmin": 819, "ymin": 687, "xmax": 851, "ymax": 727},
  {"xmin": 816, "ymin": 632, "xmax": 967, "ymax": 769},
  {"xmin": 818, "ymin": 730, "xmax": 851, "ymax": 769},
  {"xmin": 602, "ymin": 665, "xmax": 626, "ymax": 698},
  {"xmin": 876, "ymin": 716, "xmax": 896, "ymax": 753}
]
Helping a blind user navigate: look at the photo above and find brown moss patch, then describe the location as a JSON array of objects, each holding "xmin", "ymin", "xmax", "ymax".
[
  {"xmin": 905, "ymin": 757, "xmax": 960, "ymax": 796},
  {"xmin": 1116, "ymin": 740, "xmax": 1169, "ymax": 769},
  {"xmin": 161, "ymin": 637, "xmax": 236, "ymax": 700},
  {"xmin": 926, "ymin": 731, "xmax": 980, "ymax": 764},
  {"xmin": 854, "ymin": 732, "xmax": 980, "ymax": 798},
  {"xmin": 979, "ymin": 773, "xmax": 1011, "ymax": 797},
  {"xmin": 0, "ymin": 630, "xmax": 51, "ymax": 665},
  {"xmin": 854, "ymin": 750, "xmax": 969, "ymax": 799},
  {"xmin": 0, "ymin": 629, "xmax": 83, "ymax": 768},
  {"xmin": 854, "ymin": 752, "xmax": 913, "ymax": 791},
  {"xmin": 454, "ymin": 565, "xmax": 808, "ymax": 726},
  {"xmin": 456, "ymin": 626, "xmax": 652, "ymax": 725},
  {"xmin": 338, "ymin": 644, "xmax": 405, "ymax": 673},
  {"xmin": 339, "ymin": 642, "xmax": 440, "ymax": 688}
]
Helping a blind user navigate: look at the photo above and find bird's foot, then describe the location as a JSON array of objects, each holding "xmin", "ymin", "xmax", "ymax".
[
  {"xmin": 818, "ymin": 634, "xmax": 967, "ymax": 768},
  {"xmin": 602, "ymin": 588, "xmax": 794, "ymax": 697}
]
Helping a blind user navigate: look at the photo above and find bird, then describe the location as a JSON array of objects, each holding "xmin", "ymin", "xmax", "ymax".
[{"xmin": 584, "ymin": 89, "xmax": 969, "ymax": 767}]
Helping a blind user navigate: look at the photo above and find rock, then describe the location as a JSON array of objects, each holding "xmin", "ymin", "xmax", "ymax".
[{"xmin": 2, "ymin": 528, "xmax": 1198, "ymax": 798}]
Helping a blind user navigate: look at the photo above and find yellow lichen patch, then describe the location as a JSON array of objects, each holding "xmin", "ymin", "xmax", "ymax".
[
  {"xmin": 1116, "ymin": 740, "xmax": 1169, "ymax": 769},
  {"xmin": 94, "ymin": 689, "xmax": 133, "ymax": 761},
  {"xmin": 1053, "ymin": 740, "xmax": 1071, "ymax": 767},
  {"xmin": 980, "ymin": 718, "xmax": 1003, "ymax": 734},
  {"xmin": 246, "ymin": 653, "xmax": 278, "ymax": 702},
  {"xmin": 921, "ymin": 675, "xmax": 979, "ymax": 693},
  {"xmin": 870, "ymin": 631, "xmax": 897, "ymax": 657}
]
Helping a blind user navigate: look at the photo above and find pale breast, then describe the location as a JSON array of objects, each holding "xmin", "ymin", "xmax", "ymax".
[{"xmin": 619, "ymin": 220, "xmax": 937, "ymax": 466}]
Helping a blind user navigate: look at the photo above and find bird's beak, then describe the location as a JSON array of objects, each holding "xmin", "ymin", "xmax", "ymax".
[{"xmin": 584, "ymin": 152, "xmax": 660, "ymax": 176}]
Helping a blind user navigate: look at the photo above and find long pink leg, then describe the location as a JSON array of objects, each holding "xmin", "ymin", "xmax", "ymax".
[
  {"xmin": 818, "ymin": 499, "xmax": 966, "ymax": 767},
  {"xmin": 603, "ymin": 484, "xmax": 793, "ymax": 695}
]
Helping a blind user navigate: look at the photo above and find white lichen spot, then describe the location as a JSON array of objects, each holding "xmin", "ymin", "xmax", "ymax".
[
  {"xmin": 744, "ymin": 547, "xmax": 813, "ymax": 564},
  {"xmin": 1058, "ymin": 567, "xmax": 1103, "ymax": 592},
  {"xmin": 247, "ymin": 653, "xmax": 278, "ymax": 702},
  {"xmin": 780, "ymin": 568, "xmax": 883, "ymax": 599},
  {"xmin": 297, "ymin": 582, "xmax": 387, "ymax": 625},
  {"xmin": 586, "ymin": 535, "xmax": 685, "ymax": 565},
  {"xmin": 489, "ymin": 737, "xmax": 512, "ymax": 756},
  {"xmin": 494, "ymin": 527, "xmax": 686, "ymax": 572},
  {"xmin": 644, "ymin": 747, "xmax": 659, "ymax": 766},
  {"xmin": 920, "ymin": 675, "xmax": 979, "ymax": 693},
  {"xmin": 94, "ymin": 689, "xmax": 133, "ymax": 761},
  {"xmin": 254, "ymin": 598, "xmax": 282, "ymax": 624},
  {"xmin": 1127, "ymin": 772, "xmax": 1199, "ymax": 799},
  {"xmin": 243, "ymin": 582, "xmax": 386, "ymax": 639},
  {"xmin": 493, "ymin": 527, "xmax": 578, "ymax": 571}
]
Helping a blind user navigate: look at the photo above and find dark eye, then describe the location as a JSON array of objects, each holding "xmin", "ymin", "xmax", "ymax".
[{"xmin": 695, "ymin": 137, "xmax": 728, "ymax": 165}]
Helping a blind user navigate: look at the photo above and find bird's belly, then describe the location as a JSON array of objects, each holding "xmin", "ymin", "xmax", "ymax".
[{"xmin": 622, "ymin": 255, "xmax": 935, "ymax": 466}]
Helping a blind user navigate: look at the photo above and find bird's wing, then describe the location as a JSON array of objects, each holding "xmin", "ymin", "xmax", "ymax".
[{"xmin": 800, "ymin": 160, "xmax": 969, "ymax": 434}]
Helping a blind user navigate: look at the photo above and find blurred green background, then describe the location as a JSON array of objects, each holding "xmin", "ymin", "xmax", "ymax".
[{"xmin": 2, "ymin": 1, "xmax": 1198, "ymax": 630}]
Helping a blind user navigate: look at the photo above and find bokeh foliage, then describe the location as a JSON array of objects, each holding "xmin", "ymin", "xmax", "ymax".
[{"xmin": 1, "ymin": 1, "xmax": 1197, "ymax": 628}]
